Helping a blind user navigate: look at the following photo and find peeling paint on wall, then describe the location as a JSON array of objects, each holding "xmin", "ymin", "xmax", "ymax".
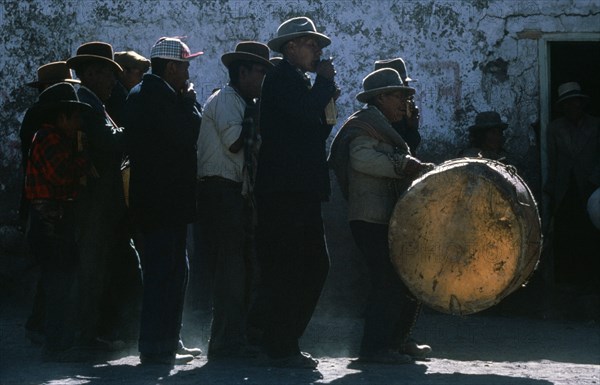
[{"xmin": 1, "ymin": 0, "xmax": 599, "ymax": 222}]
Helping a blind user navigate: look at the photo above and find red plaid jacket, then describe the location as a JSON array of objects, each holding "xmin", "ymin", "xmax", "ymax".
[{"xmin": 25, "ymin": 125, "xmax": 90, "ymax": 201}]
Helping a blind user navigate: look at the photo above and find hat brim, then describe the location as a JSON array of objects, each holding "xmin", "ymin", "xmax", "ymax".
[
  {"xmin": 26, "ymin": 78, "xmax": 81, "ymax": 88},
  {"xmin": 356, "ymin": 85, "xmax": 415, "ymax": 103},
  {"xmin": 555, "ymin": 93, "xmax": 589, "ymax": 105},
  {"xmin": 66, "ymin": 55, "xmax": 123, "ymax": 73},
  {"xmin": 37, "ymin": 100, "xmax": 93, "ymax": 115},
  {"xmin": 468, "ymin": 123, "xmax": 508, "ymax": 132},
  {"xmin": 267, "ymin": 31, "xmax": 331, "ymax": 53},
  {"xmin": 221, "ymin": 52, "xmax": 274, "ymax": 69}
]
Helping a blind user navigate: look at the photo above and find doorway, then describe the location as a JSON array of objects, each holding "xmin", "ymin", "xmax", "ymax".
[{"xmin": 538, "ymin": 35, "xmax": 600, "ymax": 319}]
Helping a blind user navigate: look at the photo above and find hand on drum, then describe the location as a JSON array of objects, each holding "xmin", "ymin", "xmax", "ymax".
[{"xmin": 403, "ymin": 155, "xmax": 434, "ymax": 178}]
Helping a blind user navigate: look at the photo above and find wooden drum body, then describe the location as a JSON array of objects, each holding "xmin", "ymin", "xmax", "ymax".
[{"xmin": 389, "ymin": 158, "xmax": 542, "ymax": 315}]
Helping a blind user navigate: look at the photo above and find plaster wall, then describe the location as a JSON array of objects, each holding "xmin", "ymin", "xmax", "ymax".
[{"xmin": 2, "ymin": 1, "xmax": 599, "ymax": 222}]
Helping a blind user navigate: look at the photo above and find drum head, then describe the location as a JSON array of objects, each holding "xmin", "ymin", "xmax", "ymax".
[{"xmin": 389, "ymin": 159, "xmax": 541, "ymax": 315}]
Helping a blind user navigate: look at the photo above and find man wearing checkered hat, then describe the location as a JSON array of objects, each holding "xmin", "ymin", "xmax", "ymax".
[{"xmin": 124, "ymin": 37, "xmax": 203, "ymax": 366}]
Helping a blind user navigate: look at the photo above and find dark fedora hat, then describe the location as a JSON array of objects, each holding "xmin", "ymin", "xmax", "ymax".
[
  {"xmin": 468, "ymin": 111, "xmax": 508, "ymax": 133},
  {"xmin": 356, "ymin": 68, "xmax": 415, "ymax": 103},
  {"xmin": 221, "ymin": 41, "xmax": 274, "ymax": 68},
  {"xmin": 555, "ymin": 82, "xmax": 589, "ymax": 105},
  {"xmin": 37, "ymin": 82, "xmax": 92, "ymax": 113},
  {"xmin": 26, "ymin": 61, "xmax": 80, "ymax": 89},
  {"xmin": 66, "ymin": 41, "xmax": 123, "ymax": 73},
  {"xmin": 374, "ymin": 57, "xmax": 415, "ymax": 83},
  {"xmin": 268, "ymin": 16, "xmax": 331, "ymax": 53}
]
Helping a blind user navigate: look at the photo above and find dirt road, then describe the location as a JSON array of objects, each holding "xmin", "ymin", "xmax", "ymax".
[{"xmin": 1, "ymin": 292, "xmax": 598, "ymax": 385}]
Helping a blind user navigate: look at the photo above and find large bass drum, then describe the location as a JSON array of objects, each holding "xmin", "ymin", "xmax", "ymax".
[{"xmin": 389, "ymin": 158, "xmax": 541, "ymax": 315}]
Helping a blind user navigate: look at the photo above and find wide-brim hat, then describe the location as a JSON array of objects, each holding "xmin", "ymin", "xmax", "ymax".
[
  {"xmin": 270, "ymin": 56, "xmax": 283, "ymax": 65},
  {"xmin": 26, "ymin": 61, "xmax": 80, "ymax": 89},
  {"xmin": 36, "ymin": 82, "xmax": 92, "ymax": 113},
  {"xmin": 114, "ymin": 50, "xmax": 151, "ymax": 72},
  {"xmin": 374, "ymin": 58, "xmax": 415, "ymax": 83},
  {"xmin": 221, "ymin": 41, "xmax": 273, "ymax": 68},
  {"xmin": 555, "ymin": 81, "xmax": 589, "ymax": 105},
  {"xmin": 67, "ymin": 42, "xmax": 123, "ymax": 73},
  {"xmin": 150, "ymin": 37, "xmax": 203, "ymax": 62},
  {"xmin": 268, "ymin": 16, "xmax": 331, "ymax": 53},
  {"xmin": 468, "ymin": 111, "xmax": 508, "ymax": 133},
  {"xmin": 356, "ymin": 68, "xmax": 415, "ymax": 103}
]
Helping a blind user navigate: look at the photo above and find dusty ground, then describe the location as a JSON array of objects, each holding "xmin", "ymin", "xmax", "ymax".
[
  {"xmin": 1, "ymin": 277, "xmax": 599, "ymax": 385},
  {"xmin": 1, "ymin": 224, "xmax": 599, "ymax": 385}
]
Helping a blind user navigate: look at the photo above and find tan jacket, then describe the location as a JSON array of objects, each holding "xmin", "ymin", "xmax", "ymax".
[{"xmin": 329, "ymin": 105, "xmax": 414, "ymax": 224}]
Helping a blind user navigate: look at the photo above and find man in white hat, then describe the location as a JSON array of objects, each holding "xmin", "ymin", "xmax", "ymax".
[
  {"xmin": 124, "ymin": 37, "xmax": 203, "ymax": 366},
  {"xmin": 252, "ymin": 16, "xmax": 338, "ymax": 368},
  {"xmin": 195, "ymin": 41, "xmax": 273, "ymax": 361},
  {"xmin": 545, "ymin": 81, "xmax": 600, "ymax": 295},
  {"xmin": 329, "ymin": 68, "xmax": 434, "ymax": 364}
]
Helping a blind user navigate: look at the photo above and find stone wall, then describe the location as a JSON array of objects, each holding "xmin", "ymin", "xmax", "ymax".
[
  {"xmin": 2, "ymin": 0, "xmax": 599, "ymax": 222},
  {"xmin": 1, "ymin": 2, "xmax": 599, "ymax": 309}
]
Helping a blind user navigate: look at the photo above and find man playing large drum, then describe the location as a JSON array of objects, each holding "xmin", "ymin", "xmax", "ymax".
[{"xmin": 329, "ymin": 68, "xmax": 434, "ymax": 364}]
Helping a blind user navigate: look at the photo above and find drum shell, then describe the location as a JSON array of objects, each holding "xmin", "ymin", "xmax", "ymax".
[{"xmin": 389, "ymin": 158, "xmax": 542, "ymax": 315}]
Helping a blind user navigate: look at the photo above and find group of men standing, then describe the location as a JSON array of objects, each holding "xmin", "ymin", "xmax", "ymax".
[{"xmin": 22, "ymin": 15, "xmax": 442, "ymax": 368}]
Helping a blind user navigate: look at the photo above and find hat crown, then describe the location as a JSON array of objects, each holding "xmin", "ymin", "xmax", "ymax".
[
  {"xmin": 473, "ymin": 111, "xmax": 506, "ymax": 128},
  {"xmin": 76, "ymin": 42, "xmax": 114, "ymax": 60},
  {"xmin": 363, "ymin": 68, "xmax": 404, "ymax": 92},
  {"xmin": 114, "ymin": 51, "xmax": 151, "ymax": 71},
  {"xmin": 374, "ymin": 58, "xmax": 408, "ymax": 80},
  {"xmin": 557, "ymin": 82, "xmax": 582, "ymax": 98},
  {"xmin": 277, "ymin": 17, "xmax": 318, "ymax": 37},
  {"xmin": 235, "ymin": 41, "xmax": 270, "ymax": 60},
  {"xmin": 151, "ymin": 37, "xmax": 203, "ymax": 61},
  {"xmin": 38, "ymin": 82, "xmax": 81, "ymax": 104}
]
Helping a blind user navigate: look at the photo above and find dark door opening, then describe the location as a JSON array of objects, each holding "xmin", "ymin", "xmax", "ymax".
[{"xmin": 543, "ymin": 40, "xmax": 600, "ymax": 319}]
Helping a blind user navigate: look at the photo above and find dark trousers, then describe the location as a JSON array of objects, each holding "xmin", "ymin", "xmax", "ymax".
[
  {"xmin": 138, "ymin": 224, "xmax": 189, "ymax": 355},
  {"xmin": 350, "ymin": 220, "xmax": 421, "ymax": 355},
  {"xmin": 196, "ymin": 178, "xmax": 252, "ymax": 354},
  {"xmin": 254, "ymin": 193, "xmax": 330, "ymax": 358},
  {"xmin": 26, "ymin": 201, "xmax": 79, "ymax": 352}
]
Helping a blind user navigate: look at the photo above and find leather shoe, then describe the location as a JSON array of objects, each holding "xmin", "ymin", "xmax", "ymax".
[
  {"xmin": 401, "ymin": 340, "xmax": 432, "ymax": 358},
  {"xmin": 269, "ymin": 351, "xmax": 319, "ymax": 369},
  {"xmin": 140, "ymin": 353, "xmax": 194, "ymax": 366},
  {"xmin": 177, "ymin": 345, "xmax": 202, "ymax": 356}
]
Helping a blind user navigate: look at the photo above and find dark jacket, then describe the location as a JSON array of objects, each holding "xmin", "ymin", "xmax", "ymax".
[
  {"xmin": 255, "ymin": 59, "xmax": 337, "ymax": 200},
  {"xmin": 124, "ymin": 74, "xmax": 201, "ymax": 229}
]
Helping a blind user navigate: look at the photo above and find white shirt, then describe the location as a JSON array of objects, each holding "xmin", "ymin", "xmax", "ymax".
[{"xmin": 197, "ymin": 85, "xmax": 246, "ymax": 182}]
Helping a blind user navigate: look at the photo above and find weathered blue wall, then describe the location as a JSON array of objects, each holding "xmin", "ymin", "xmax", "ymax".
[{"xmin": 2, "ymin": 0, "xmax": 599, "ymax": 223}]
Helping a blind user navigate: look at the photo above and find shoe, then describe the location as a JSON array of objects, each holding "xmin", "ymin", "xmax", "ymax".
[
  {"xmin": 140, "ymin": 353, "xmax": 194, "ymax": 366},
  {"xmin": 357, "ymin": 349, "xmax": 413, "ymax": 365},
  {"xmin": 401, "ymin": 339, "xmax": 431, "ymax": 358},
  {"xmin": 177, "ymin": 344, "xmax": 202, "ymax": 357},
  {"xmin": 270, "ymin": 351, "xmax": 319, "ymax": 369}
]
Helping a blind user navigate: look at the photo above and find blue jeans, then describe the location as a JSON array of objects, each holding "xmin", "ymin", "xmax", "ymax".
[{"xmin": 138, "ymin": 224, "xmax": 189, "ymax": 355}]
